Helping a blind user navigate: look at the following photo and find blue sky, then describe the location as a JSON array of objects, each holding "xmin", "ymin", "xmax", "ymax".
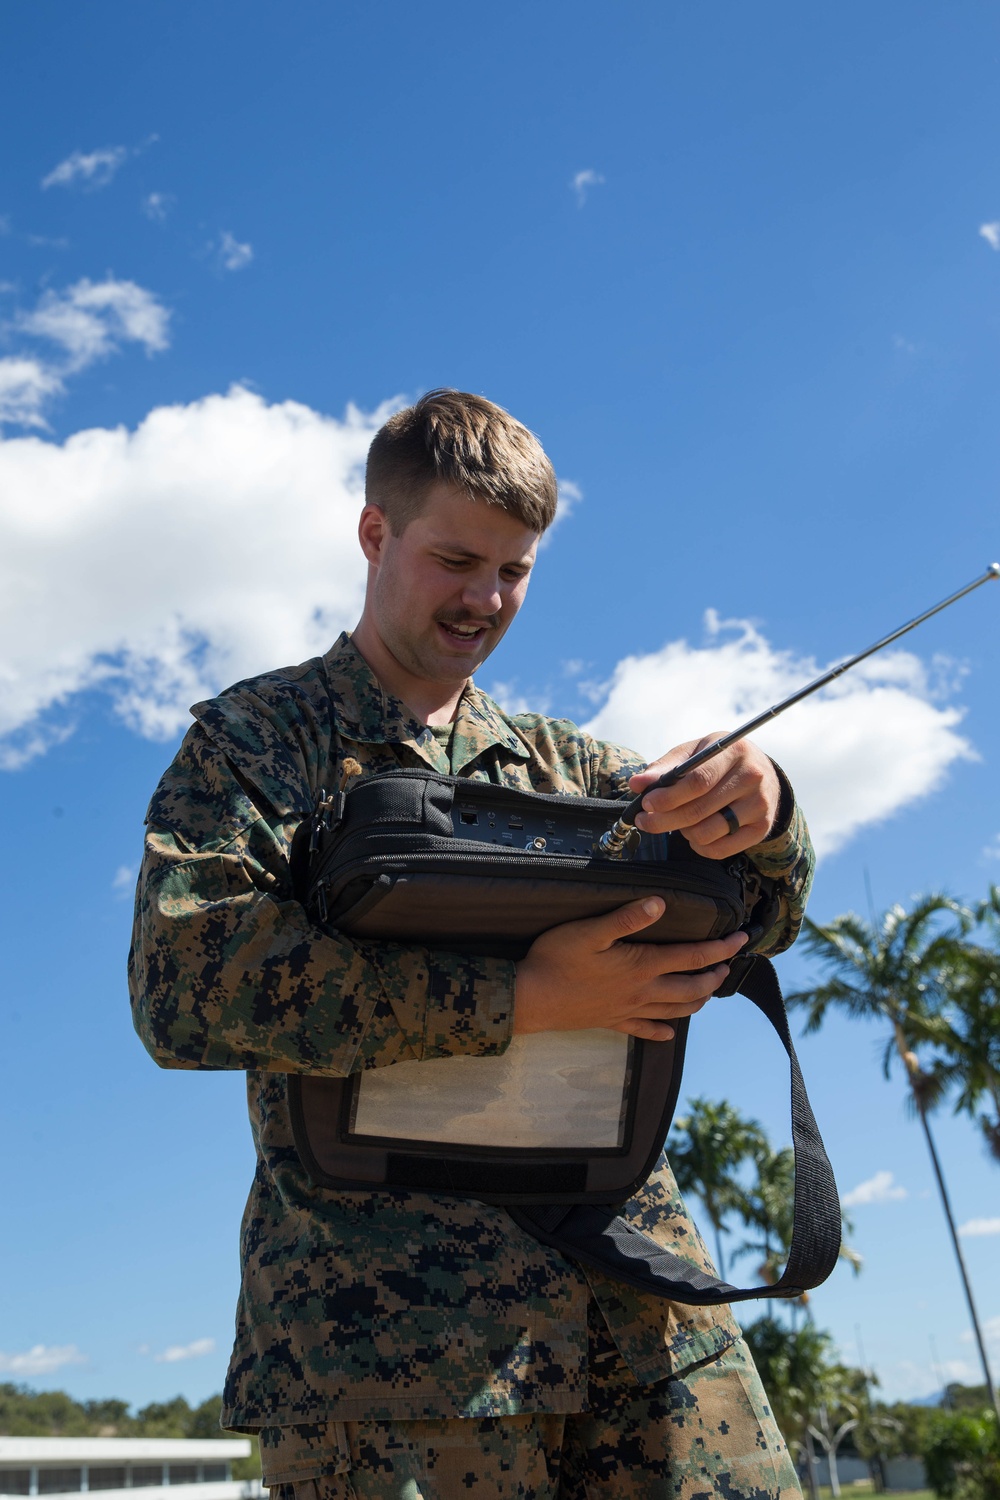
[{"xmin": 1, "ymin": 1, "xmax": 999, "ymax": 1410}]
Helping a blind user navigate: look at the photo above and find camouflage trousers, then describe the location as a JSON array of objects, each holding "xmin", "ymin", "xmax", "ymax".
[{"xmin": 267, "ymin": 1304, "xmax": 801, "ymax": 1499}]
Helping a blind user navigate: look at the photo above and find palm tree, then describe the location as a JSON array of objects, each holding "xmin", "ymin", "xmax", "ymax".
[
  {"xmin": 932, "ymin": 886, "xmax": 1000, "ymax": 1161},
  {"xmin": 922, "ymin": 957, "xmax": 1000, "ymax": 1163},
  {"xmin": 788, "ymin": 895, "xmax": 1000, "ymax": 1424},
  {"xmin": 743, "ymin": 1316, "xmax": 834, "ymax": 1498},
  {"xmin": 667, "ymin": 1098, "xmax": 768, "ymax": 1278}
]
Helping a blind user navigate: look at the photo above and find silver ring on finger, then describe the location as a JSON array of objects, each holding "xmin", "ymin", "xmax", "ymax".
[{"xmin": 719, "ymin": 803, "xmax": 740, "ymax": 836}]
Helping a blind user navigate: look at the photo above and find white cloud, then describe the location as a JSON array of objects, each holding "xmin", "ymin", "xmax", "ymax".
[
  {"xmin": 890, "ymin": 1357, "xmax": 977, "ymax": 1401},
  {"xmin": 537, "ymin": 477, "xmax": 582, "ymax": 550},
  {"xmin": 42, "ymin": 147, "xmax": 128, "ymax": 191},
  {"xmin": 16, "ymin": 278, "xmax": 170, "ymax": 371},
  {"xmin": 0, "ymin": 215, "xmax": 10, "ymax": 236},
  {"xmin": 0, "ymin": 357, "xmax": 64, "ymax": 428},
  {"xmin": 555, "ymin": 478, "xmax": 582, "ymax": 523},
  {"xmin": 960, "ymin": 1315, "xmax": 1000, "ymax": 1347},
  {"xmin": 141, "ymin": 192, "xmax": 174, "ymax": 222},
  {"xmin": 0, "ymin": 279, "xmax": 171, "ymax": 432},
  {"xmin": 112, "ymin": 864, "xmax": 137, "ymax": 894},
  {"xmin": 842, "ymin": 1170, "xmax": 908, "ymax": 1208},
  {"xmin": 0, "ymin": 387, "xmax": 394, "ymax": 763},
  {"xmin": 0, "ymin": 386, "xmax": 979, "ymax": 861},
  {"xmin": 940, "ymin": 1356, "xmax": 978, "ymax": 1379},
  {"xmin": 154, "ymin": 1337, "xmax": 216, "ymax": 1364},
  {"xmin": 983, "ymin": 834, "xmax": 1000, "ymax": 861},
  {"xmin": 25, "ymin": 233, "xmax": 70, "ymax": 250},
  {"xmin": 583, "ymin": 612, "xmax": 973, "ymax": 859},
  {"xmin": 0, "ymin": 722, "xmax": 74, "ymax": 773},
  {"xmin": 0, "ymin": 1344, "xmax": 87, "ymax": 1375},
  {"xmin": 217, "ymin": 231, "xmax": 253, "ymax": 272},
  {"xmin": 980, "ymin": 222, "xmax": 1000, "ymax": 251},
  {"xmin": 490, "ymin": 681, "xmax": 552, "ymax": 717},
  {"xmin": 571, "ymin": 169, "xmax": 605, "ymax": 207},
  {"xmin": 959, "ymin": 1217, "xmax": 1000, "ymax": 1237}
]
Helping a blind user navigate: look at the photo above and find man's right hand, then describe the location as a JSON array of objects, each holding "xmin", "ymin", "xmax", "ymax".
[{"xmin": 513, "ymin": 898, "xmax": 749, "ymax": 1041}]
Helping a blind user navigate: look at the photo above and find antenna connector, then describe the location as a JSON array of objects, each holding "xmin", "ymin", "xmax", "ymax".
[{"xmin": 593, "ymin": 819, "xmax": 641, "ymax": 860}]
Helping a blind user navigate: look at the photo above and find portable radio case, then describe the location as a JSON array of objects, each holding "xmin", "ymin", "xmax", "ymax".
[
  {"xmin": 300, "ymin": 770, "xmax": 781, "ymax": 955},
  {"xmin": 287, "ymin": 768, "xmax": 842, "ymax": 1304}
]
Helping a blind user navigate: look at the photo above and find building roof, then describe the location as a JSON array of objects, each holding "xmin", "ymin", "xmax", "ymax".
[{"xmin": 0, "ymin": 1439, "xmax": 250, "ymax": 1463}]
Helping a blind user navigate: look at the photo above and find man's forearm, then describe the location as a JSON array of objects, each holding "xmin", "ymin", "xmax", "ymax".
[
  {"xmin": 129, "ymin": 723, "xmax": 517, "ymax": 1074},
  {"xmin": 130, "ymin": 831, "xmax": 516, "ymax": 1073}
]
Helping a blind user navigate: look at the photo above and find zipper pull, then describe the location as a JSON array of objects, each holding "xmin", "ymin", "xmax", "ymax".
[
  {"xmin": 308, "ymin": 787, "xmax": 326, "ymax": 854},
  {"xmin": 308, "ymin": 787, "xmax": 345, "ymax": 853}
]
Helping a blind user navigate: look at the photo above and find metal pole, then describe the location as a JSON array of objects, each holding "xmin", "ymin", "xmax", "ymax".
[
  {"xmin": 857, "ymin": 1323, "xmax": 886, "ymax": 1493},
  {"xmin": 915, "ymin": 1100, "xmax": 1000, "ymax": 1424}
]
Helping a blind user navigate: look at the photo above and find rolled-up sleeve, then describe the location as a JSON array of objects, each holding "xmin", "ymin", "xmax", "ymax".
[{"xmin": 742, "ymin": 761, "xmax": 815, "ymax": 956}]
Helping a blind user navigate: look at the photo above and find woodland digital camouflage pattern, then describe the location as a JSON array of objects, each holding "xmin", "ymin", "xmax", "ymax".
[
  {"xmin": 263, "ymin": 1304, "xmax": 801, "ymax": 1498},
  {"xmin": 128, "ymin": 632, "xmax": 814, "ymax": 1446}
]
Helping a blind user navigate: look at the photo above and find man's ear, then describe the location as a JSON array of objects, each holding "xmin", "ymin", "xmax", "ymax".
[{"xmin": 358, "ymin": 504, "xmax": 390, "ymax": 566}]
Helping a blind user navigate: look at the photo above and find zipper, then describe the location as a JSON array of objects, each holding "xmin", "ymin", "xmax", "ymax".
[
  {"xmin": 318, "ymin": 827, "xmax": 749, "ymax": 887},
  {"xmin": 316, "ymin": 847, "xmax": 747, "ymax": 908}
]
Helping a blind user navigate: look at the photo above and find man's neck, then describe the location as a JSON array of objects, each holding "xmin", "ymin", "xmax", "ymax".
[{"xmin": 350, "ymin": 624, "xmax": 467, "ymax": 726}]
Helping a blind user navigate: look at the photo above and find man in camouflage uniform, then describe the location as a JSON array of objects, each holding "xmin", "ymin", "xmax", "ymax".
[{"xmin": 129, "ymin": 390, "xmax": 814, "ymax": 1499}]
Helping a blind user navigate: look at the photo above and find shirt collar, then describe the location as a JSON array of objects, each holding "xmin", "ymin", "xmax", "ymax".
[{"xmin": 322, "ymin": 632, "xmax": 530, "ymax": 766}]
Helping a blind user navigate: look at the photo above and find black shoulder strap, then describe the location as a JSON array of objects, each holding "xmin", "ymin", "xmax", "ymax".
[{"xmin": 507, "ymin": 957, "xmax": 842, "ymax": 1304}]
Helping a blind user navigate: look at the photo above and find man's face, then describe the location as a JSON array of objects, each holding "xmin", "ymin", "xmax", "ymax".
[{"xmin": 360, "ymin": 483, "xmax": 540, "ymax": 692}]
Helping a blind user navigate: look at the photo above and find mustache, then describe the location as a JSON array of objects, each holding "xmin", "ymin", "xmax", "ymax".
[{"xmin": 435, "ymin": 609, "xmax": 500, "ymax": 630}]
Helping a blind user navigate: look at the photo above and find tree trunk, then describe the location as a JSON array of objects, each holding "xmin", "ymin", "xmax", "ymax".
[
  {"xmin": 895, "ymin": 1030, "xmax": 1000, "ymax": 1426},
  {"xmin": 802, "ymin": 1432, "xmax": 819, "ymax": 1500},
  {"xmin": 808, "ymin": 1414, "xmax": 844, "ymax": 1499},
  {"xmin": 713, "ymin": 1222, "xmax": 726, "ymax": 1281},
  {"xmin": 829, "ymin": 1422, "xmax": 859, "ymax": 1499},
  {"xmin": 915, "ymin": 1099, "xmax": 1000, "ymax": 1425}
]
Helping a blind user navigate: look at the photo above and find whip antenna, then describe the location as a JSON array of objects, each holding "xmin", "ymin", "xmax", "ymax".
[{"xmin": 595, "ymin": 563, "xmax": 1000, "ymax": 859}]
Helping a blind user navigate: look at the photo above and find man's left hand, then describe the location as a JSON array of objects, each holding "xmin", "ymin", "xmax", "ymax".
[{"xmin": 628, "ymin": 735, "xmax": 781, "ymax": 859}]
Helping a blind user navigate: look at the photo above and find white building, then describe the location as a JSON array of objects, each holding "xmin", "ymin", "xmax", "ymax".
[{"xmin": 0, "ymin": 1439, "xmax": 262, "ymax": 1500}]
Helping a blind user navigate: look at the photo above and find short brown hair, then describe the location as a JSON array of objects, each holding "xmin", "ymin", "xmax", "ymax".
[{"xmin": 365, "ymin": 389, "xmax": 558, "ymax": 534}]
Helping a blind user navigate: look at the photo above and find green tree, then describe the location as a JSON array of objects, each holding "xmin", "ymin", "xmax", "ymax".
[
  {"xmin": 132, "ymin": 1396, "xmax": 194, "ymax": 1437},
  {"xmin": 187, "ymin": 1395, "xmax": 224, "ymax": 1439},
  {"xmin": 923, "ymin": 888, "xmax": 1000, "ymax": 1163},
  {"xmin": 81, "ymin": 1399, "xmax": 134, "ymax": 1435},
  {"xmin": 667, "ymin": 1098, "xmax": 768, "ymax": 1277},
  {"xmin": 230, "ymin": 1436, "xmax": 262, "ymax": 1482},
  {"xmin": 732, "ymin": 1143, "xmax": 862, "ymax": 1303},
  {"xmin": 743, "ymin": 1316, "xmax": 833, "ymax": 1494},
  {"xmin": 0, "ymin": 1384, "xmax": 94, "ymax": 1436},
  {"xmin": 806, "ymin": 1364, "xmax": 868, "ymax": 1497},
  {"xmin": 923, "ymin": 1408, "xmax": 1000, "ymax": 1500},
  {"xmin": 862, "ymin": 1399, "xmax": 932, "ymax": 1462},
  {"xmin": 788, "ymin": 896, "xmax": 1000, "ymax": 1423}
]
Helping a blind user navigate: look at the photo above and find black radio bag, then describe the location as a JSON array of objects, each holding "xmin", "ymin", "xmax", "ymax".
[{"xmin": 288, "ymin": 768, "xmax": 842, "ymax": 1305}]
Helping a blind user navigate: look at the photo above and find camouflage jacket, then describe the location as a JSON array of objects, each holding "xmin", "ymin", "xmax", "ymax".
[{"xmin": 129, "ymin": 632, "xmax": 815, "ymax": 1431}]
